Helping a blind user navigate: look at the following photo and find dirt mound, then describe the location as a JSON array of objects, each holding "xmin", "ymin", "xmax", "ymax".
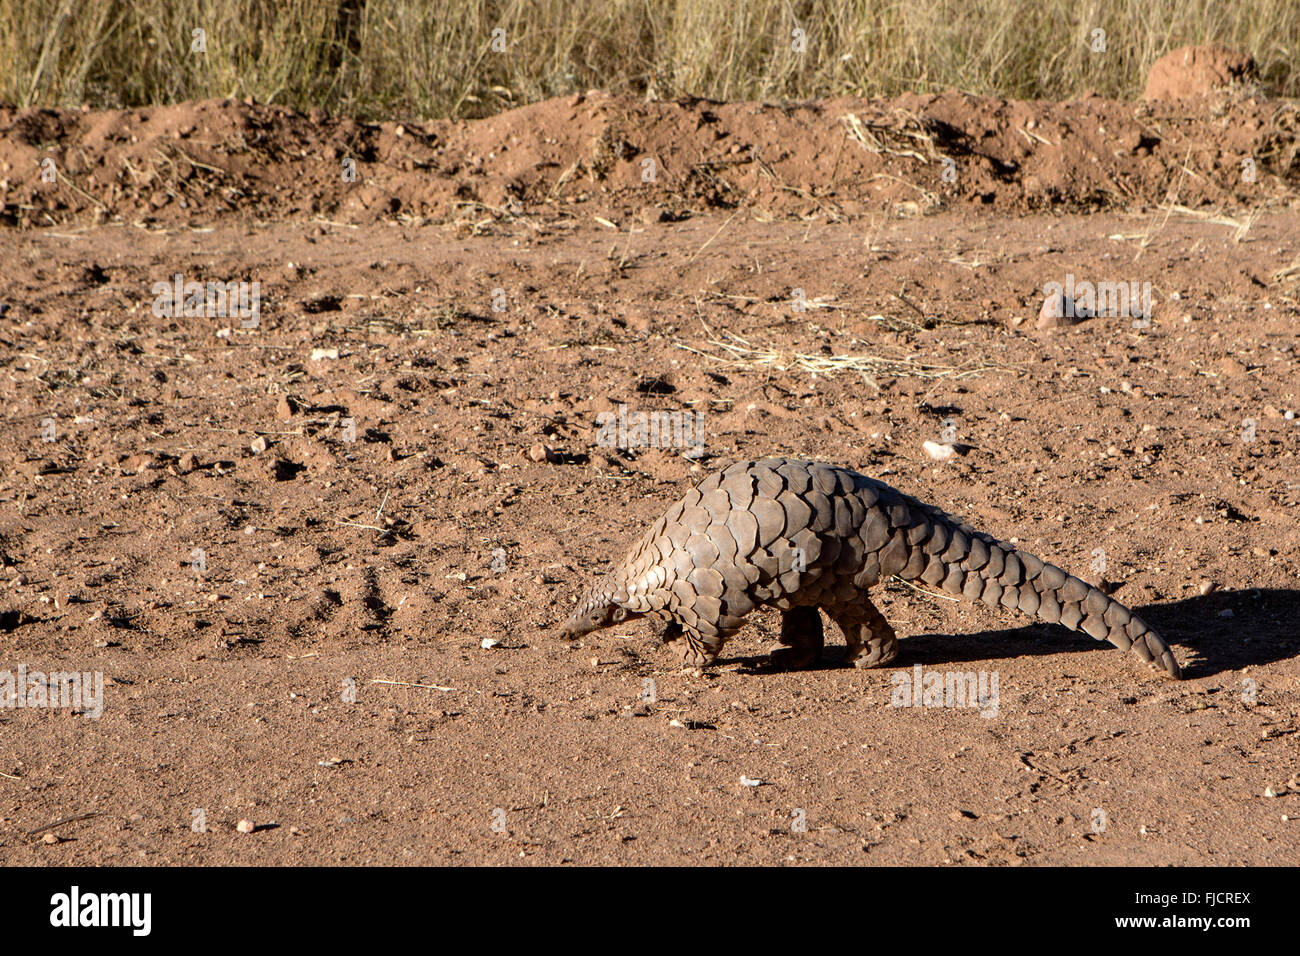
[
  {"xmin": 2, "ymin": 90, "xmax": 1296, "ymax": 229},
  {"xmin": 1144, "ymin": 45, "xmax": 1259, "ymax": 101}
]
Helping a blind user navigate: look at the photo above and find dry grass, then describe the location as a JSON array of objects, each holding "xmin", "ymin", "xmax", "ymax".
[
  {"xmin": 2, "ymin": 0, "xmax": 1297, "ymax": 120},
  {"xmin": 677, "ymin": 329, "xmax": 1016, "ymax": 383}
]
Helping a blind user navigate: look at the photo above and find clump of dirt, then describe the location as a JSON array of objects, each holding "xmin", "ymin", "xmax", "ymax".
[
  {"xmin": 1144, "ymin": 45, "xmax": 1260, "ymax": 101},
  {"xmin": 1, "ymin": 89, "xmax": 1296, "ymax": 230}
]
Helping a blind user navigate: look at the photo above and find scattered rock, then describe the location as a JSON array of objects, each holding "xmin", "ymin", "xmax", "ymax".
[
  {"xmin": 249, "ymin": 436, "xmax": 269, "ymax": 454},
  {"xmin": 236, "ymin": 818, "xmax": 256, "ymax": 833},
  {"xmin": 276, "ymin": 395, "xmax": 298, "ymax": 420},
  {"xmin": 528, "ymin": 443, "xmax": 560, "ymax": 463},
  {"xmin": 310, "ymin": 347, "xmax": 339, "ymax": 361},
  {"xmin": 922, "ymin": 440, "xmax": 956, "ymax": 462},
  {"xmin": 177, "ymin": 452, "xmax": 199, "ymax": 474}
]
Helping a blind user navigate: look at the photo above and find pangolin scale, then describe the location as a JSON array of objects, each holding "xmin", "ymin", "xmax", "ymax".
[{"xmin": 560, "ymin": 458, "xmax": 1182, "ymax": 679}]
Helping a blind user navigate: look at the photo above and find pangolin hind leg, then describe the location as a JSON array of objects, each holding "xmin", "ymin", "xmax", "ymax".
[{"xmin": 832, "ymin": 593, "xmax": 899, "ymax": 668}]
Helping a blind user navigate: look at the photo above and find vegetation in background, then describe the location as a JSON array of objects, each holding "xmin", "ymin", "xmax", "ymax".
[{"xmin": 3, "ymin": 0, "xmax": 1297, "ymax": 120}]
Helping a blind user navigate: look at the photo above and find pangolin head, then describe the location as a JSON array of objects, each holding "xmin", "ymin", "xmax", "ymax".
[{"xmin": 558, "ymin": 576, "xmax": 635, "ymax": 639}]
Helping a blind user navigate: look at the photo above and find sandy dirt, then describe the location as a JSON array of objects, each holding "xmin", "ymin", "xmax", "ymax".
[{"xmin": 1, "ymin": 88, "xmax": 1298, "ymax": 865}]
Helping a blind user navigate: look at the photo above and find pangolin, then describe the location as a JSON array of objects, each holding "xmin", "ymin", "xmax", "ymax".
[{"xmin": 559, "ymin": 458, "xmax": 1181, "ymax": 678}]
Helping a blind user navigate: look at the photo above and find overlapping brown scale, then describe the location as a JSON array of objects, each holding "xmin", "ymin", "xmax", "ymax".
[
  {"xmin": 807, "ymin": 465, "xmax": 836, "ymax": 496},
  {"xmin": 777, "ymin": 568, "xmax": 802, "ymax": 594},
  {"xmin": 721, "ymin": 469, "xmax": 756, "ymax": 511},
  {"xmin": 851, "ymin": 550, "xmax": 881, "ymax": 589},
  {"xmin": 754, "ymin": 466, "xmax": 785, "ymax": 500},
  {"xmin": 905, "ymin": 511, "xmax": 932, "ymax": 545},
  {"xmin": 1000, "ymin": 552, "xmax": 1024, "ymax": 585},
  {"xmin": 984, "ymin": 545, "xmax": 1006, "ymax": 579},
  {"xmin": 853, "ymin": 479, "xmax": 881, "ymax": 509},
  {"xmin": 751, "ymin": 497, "xmax": 787, "ymax": 548},
  {"xmin": 1039, "ymin": 564, "xmax": 1067, "ymax": 589},
  {"xmin": 687, "ymin": 566, "xmax": 725, "ymax": 599},
  {"xmin": 901, "ymin": 547, "xmax": 927, "ymax": 579},
  {"xmin": 961, "ymin": 536, "xmax": 990, "ymax": 572},
  {"xmin": 999, "ymin": 583, "xmax": 1021, "ymax": 609},
  {"xmin": 1083, "ymin": 589, "xmax": 1109, "ymax": 618},
  {"xmin": 669, "ymin": 578, "xmax": 696, "ymax": 610},
  {"xmin": 1038, "ymin": 591, "xmax": 1061, "ymax": 623},
  {"xmin": 844, "ymin": 490, "xmax": 867, "ymax": 530},
  {"xmin": 709, "ymin": 519, "xmax": 739, "ymax": 568},
  {"xmin": 941, "ymin": 528, "xmax": 971, "ymax": 564},
  {"xmin": 789, "ymin": 527, "xmax": 824, "ymax": 570},
  {"xmin": 1107, "ymin": 623, "xmax": 1132, "ymax": 651},
  {"xmin": 725, "ymin": 508, "xmax": 758, "ymax": 556},
  {"xmin": 1103, "ymin": 602, "xmax": 1131, "ymax": 630},
  {"xmin": 980, "ymin": 578, "xmax": 1003, "ymax": 607},
  {"xmin": 941, "ymin": 565, "xmax": 966, "ymax": 596},
  {"xmin": 805, "ymin": 488, "xmax": 835, "ymax": 533},
  {"xmin": 817, "ymin": 529, "xmax": 844, "ymax": 569},
  {"xmin": 920, "ymin": 553, "xmax": 946, "ymax": 586},
  {"xmin": 699, "ymin": 487, "xmax": 732, "ymax": 521},
  {"xmin": 749, "ymin": 543, "xmax": 781, "ymax": 580},
  {"xmin": 718, "ymin": 562, "xmax": 752, "ymax": 601},
  {"xmin": 777, "ymin": 460, "xmax": 813, "ymax": 495},
  {"xmin": 780, "ymin": 492, "xmax": 813, "ymax": 541},
  {"xmin": 1058, "ymin": 575, "xmax": 1089, "ymax": 603},
  {"xmin": 859, "ymin": 507, "xmax": 890, "ymax": 552},
  {"xmin": 1019, "ymin": 551, "xmax": 1044, "ymax": 581},
  {"xmin": 1060, "ymin": 601, "xmax": 1083, "ymax": 629},
  {"xmin": 832, "ymin": 497, "xmax": 856, "ymax": 540},
  {"xmin": 665, "ymin": 517, "xmax": 692, "ymax": 550},
  {"xmin": 685, "ymin": 532, "xmax": 721, "ymax": 570},
  {"xmin": 923, "ymin": 521, "xmax": 950, "ymax": 555},
  {"xmin": 877, "ymin": 532, "xmax": 911, "ymax": 576}
]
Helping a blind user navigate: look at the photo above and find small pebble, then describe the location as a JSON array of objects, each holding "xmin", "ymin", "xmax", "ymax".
[
  {"xmin": 236, "ymin": 819, "xmax": 256, "ymax": 833},
  {"xmin": 922, "ymin": 440, "xmax": 955, "ymax": 463},
  {"xmin": 177, "ymin": 452, "xmax": 199, "ymax": 474},
  {"xmin": 249, "ymin": 436, "xmax": 268, "ymax": 454}
]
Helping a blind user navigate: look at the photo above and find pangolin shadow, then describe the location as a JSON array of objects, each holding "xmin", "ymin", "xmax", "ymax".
[{"xmin": 725, "ymin": 588, "xmax": 1300, "ymax": 678}]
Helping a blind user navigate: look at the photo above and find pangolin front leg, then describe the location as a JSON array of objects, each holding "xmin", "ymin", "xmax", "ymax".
[
  {"xmin": 768, "ymin": 605, "xmax": 825, "ymax": 670},
  {"xmin": 559, "ymin": 458, "xmax": 1183, "ymax": 681}
]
